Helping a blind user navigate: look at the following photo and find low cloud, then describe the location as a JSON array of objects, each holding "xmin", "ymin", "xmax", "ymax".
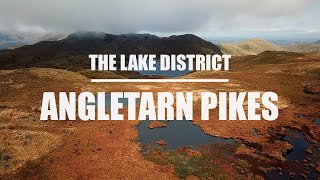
[{"xmin": 0, "ymin": 0, "xmax": 319, "ymax": 38}]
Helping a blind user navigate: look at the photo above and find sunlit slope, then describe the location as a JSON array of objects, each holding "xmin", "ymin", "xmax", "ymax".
[{"xmin": 219, "ymin": 39, "xmax": 285, "ymax": 56}]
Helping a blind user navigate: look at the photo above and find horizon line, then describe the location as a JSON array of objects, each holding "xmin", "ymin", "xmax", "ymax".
[{"xmin": 91, "ymin": 79, "xmax": 230, "ymax": 83}]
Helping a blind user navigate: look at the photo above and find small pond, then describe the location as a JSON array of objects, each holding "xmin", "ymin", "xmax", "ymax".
[
  {"xmin": 267, "ymin": 129, "xmax": 320, "ymax": 179},
  {"xmin": 136, "ymin": 120, "xmax": 235, "ymax": 150}
]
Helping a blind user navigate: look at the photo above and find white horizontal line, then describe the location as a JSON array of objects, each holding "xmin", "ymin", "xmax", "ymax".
[{"xmin": 91, "ymin": 79, "xmax": 229, "ymax": 83}]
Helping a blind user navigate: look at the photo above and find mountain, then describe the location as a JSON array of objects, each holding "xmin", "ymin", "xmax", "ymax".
[
  {"xmin": 35, "ymin": 33, "xmax": 68, "ymax": 43},
  {"xmin": 0, "ymin": 31, "xmax": 222, "ymax": 72},
  {"xmin": 0, "ymin": 32, "xmax": 29, "ymax": 50},
  {"xmin": 218, "ymin": 39, "xmax": 285, "ymax": 56},
  {"xmin": 283, "ymin": 40, "xmax": 320, "ymax": 53},
  {"xmin": 0, "ymin": 32, "xmax": 68, "ymax": 50}
]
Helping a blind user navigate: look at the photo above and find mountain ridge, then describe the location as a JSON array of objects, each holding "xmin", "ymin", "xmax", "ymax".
[
  {"xmin": 0, "ymin": 32, "xmax": 68, "ymax": 50},
  {"xmin": 284, "ymin": 40, "xmax": 320, "ymax": 53},
  {"xmin": 0, "ymin": 32, "xmax": 222, "ymax": 71},
  {"xmin": 218, "ymin": 38, "xmax": 285, "ymax": 56}
]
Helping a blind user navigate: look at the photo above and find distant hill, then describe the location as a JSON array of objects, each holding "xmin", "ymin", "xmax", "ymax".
[
  {"xmin": 283, "ymin": 40, "xmax": 320, "ymax": 53},
  {"xmin": 0, "ymin": 32, "xmax": 28, "ymax": 50},
  {"xmin": 229, "ymin": 51, "xmax": 304, "ymax": 70},
  {"xmin": 218, "ymin": 39, "xmax": 285, "ymax": 56},
  {"xmin": 0, "ymin": 32, "xmax": 68, "ymax": 50},
  {"xmin": 35, "ymin": 33, "xmax": 68, "ymax": 43},
  {"xmin": 0, "ymin": 31, "xmax": 222, "ymax": 72}
]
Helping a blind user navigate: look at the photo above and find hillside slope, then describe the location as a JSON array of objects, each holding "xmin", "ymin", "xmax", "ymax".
[
  {"xmin": 219, "ymin": 39, "xmax": 285, "ymax": 56},
  {"xmin": 0, "ymin": 32, "xmax": 68, "ymax": 50},
  {"xmin": 0, "ymin": 31, "xmax": 222, "ymax": 70},
  {"xmin": 284, "ymin": 40, "xmax": 320, "ymax": 53}
]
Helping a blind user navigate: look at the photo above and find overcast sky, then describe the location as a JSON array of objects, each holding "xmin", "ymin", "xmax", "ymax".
[{"xmin": 0, "ymin": 0, "xmax": 319, "ymax": 40}]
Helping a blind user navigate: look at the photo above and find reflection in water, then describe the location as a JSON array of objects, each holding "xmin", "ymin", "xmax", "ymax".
[
  {"xmin": 136, "ymin": 120, "xmax": 234, "ymax": 150},
  {"xmin": 267, "ymin": 129, "xmax": 320, "ymax": 179}
]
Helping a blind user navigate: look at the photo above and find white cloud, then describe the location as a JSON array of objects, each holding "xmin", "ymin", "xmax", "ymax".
[{"xmin": 0, "ymin": 0, "xmax": 318, "ymax": 39}]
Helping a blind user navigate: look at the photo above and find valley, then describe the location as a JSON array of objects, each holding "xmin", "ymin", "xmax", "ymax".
[{"xmin": 0, "ymin": 33, "xmax": 319, "ymax": 179}]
